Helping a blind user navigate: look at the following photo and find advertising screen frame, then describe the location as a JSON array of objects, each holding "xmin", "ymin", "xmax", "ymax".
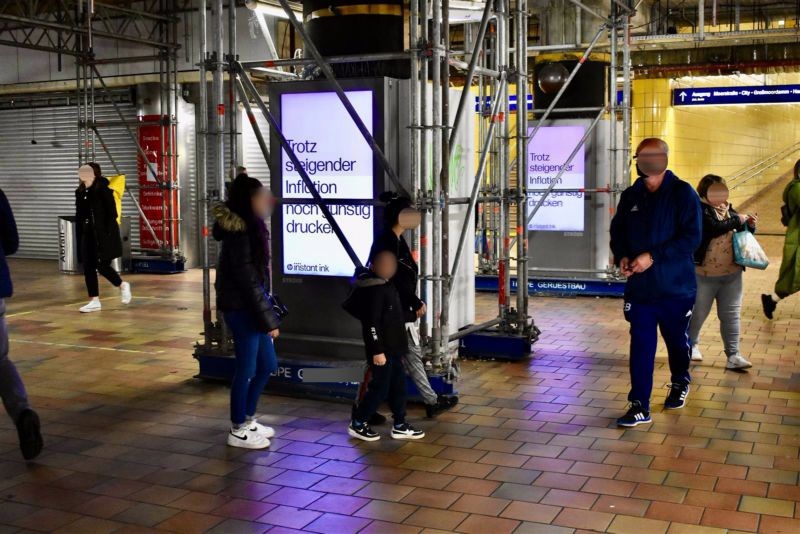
[{"xmin": 268, "ymin": 78, "xmax": 388, "ymax": 359}]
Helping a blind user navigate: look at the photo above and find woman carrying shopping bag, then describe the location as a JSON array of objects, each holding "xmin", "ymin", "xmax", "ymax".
[{"xmin": 689, "ymin": 175, "xmax": 757, "ymax": 369}]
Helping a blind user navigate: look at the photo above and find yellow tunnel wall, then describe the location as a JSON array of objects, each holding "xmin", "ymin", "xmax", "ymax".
[{"xmin": 631, "ymin": 74, "xmax": 800, "ymax": 206}]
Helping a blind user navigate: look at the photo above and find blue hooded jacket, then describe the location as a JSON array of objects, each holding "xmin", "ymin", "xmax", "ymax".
[
  {"xmin": 610, "ymin": 171, "xmax": 702, "ymax": 303},
  {"xmin": 0, "ymin": 189, "xmax": 19, "ymax": 299}
]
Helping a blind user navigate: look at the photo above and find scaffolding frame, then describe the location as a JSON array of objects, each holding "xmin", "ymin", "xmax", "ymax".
[
  {"xmin": 195, "ymin": 0, "xmax": 634, "ymax": 365},
  {"xmin": 0, "ymin": 0, "xmax": 187, "ymax": 263}
]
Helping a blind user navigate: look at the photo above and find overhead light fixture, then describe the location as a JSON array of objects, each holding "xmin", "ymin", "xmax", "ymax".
[{"xmin": 245, "ymin": 0, "xmax": 301, "ymax": 20}]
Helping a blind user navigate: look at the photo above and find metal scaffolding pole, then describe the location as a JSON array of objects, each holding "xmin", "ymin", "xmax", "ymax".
[
  {"xmin": 497, "ymin": 0, "xmax": 511, "ymax": 320},
  {"xmin": 515, "ymin": 0, "xmax": 530, "ymax": 331},
  {"xmin": 438, "ymin": 0, "xmax": 451, "ymax": 359},
  {"xmin": 198, "ymin": 0, "xmax": 212, "ymax": 342},
  {"xmin": 213, "ymin": 0, "xmax": 226, "ymax": 200},
  {"xmin": 228, "ymin": 0, "xmax": 238, "ymax": 179},
  {"xmin": 430, "ymin": 0, "xmax": 443, "ymax": 361},
  {"xmin": 419, "ymin": 0, "xmax": 430, "ymax": 340},
  {"xmin": 410, "ymin": 0, "xmax": 422, "ymax": 330},
  {"xmin": 609, "ymin": 3, "xmax": 619, "ymax": 220},
  {"xmin": 621, "ymin": 5, "xmax": 633, "ymax": 188}
]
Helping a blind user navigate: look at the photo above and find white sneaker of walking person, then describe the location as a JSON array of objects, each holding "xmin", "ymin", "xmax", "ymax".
[
  {"xmin": 246, "ymin": 416, "xmax": 275, "ymax": 439},
  {"xmin": 120, "ymin": 282, "xmax": 132, "ymax": 305},
  {"xmin": 227, "ymin": 424, "xmax": 270, "ymax": 449},
  {"xmin": 690, "ymin": 345, "xmax": 703, "ymax": 361},
  {"xmin": 726, "ymin": 354, "xmax": 753, "ymax": 370},
  {"xmin": 80, "ymin": 298, "xmax": 102, "ymax": 313}
]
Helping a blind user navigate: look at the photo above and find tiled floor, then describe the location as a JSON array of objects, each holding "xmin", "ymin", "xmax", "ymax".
[{"xmin": 1, "ymin": 231, "xmax": 799, "ymax": 533}]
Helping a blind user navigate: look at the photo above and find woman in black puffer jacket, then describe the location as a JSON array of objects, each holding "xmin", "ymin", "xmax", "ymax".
[{"xmin": 213, "ymin": 174, "xmax": 280, "ymax": 450}]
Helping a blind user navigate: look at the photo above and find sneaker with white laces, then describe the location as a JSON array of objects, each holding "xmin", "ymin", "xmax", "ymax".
[
  {"xmin": 691, "ymin": 345, "xmax": 703, "ymax": 361},
  {"xmin": 664, "ymin": 383, "xmax": 690, "ymax": 410},
  {"xmin": 616, "ymin": 401, "xmax": 652, "ymax": 427},
  {"xmin": 120, "ymin": 282, "xmax": 132, "ymax": 304},
  {"xmin": 391, "ymin": 422, "xmax": 425, "ymax": 440},
  {"xmin": 79, "ymin": 299, "xmax": 102, "ymax": 313},
  {"xmin": 348, "ymin": 421, "xmax": 380, "ymax": 442},
  {"xmin": 726, "ymin": 354, "xmax": 753, "ymax": 370},
  {"xmin": 247, "ymin": 417, "xmax": 275, "ymax": 439},
  {"xmin": 227, "ymin": 425, "xmax": 270, "ymax": 449}
]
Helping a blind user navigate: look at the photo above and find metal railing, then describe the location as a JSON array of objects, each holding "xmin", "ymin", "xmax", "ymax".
[{"xmin": 728, "ymin": 142, "xmax": 800, "ymax": 191}]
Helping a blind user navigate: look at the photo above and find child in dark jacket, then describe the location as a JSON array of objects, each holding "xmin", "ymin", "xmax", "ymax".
[{"xmin": 348, "ymin": 250, "xmax": 425, "ymax": 442}]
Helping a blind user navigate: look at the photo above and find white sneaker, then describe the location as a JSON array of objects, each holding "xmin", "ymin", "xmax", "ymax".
[
  {"xmin": 247, "ymin": 418, "xmax": 275, "ymax": 439},
  {"xmin": 227, "ymin": 426, "xmax": 270, "ymax": 449},
  {"xmin": 691, "ymin": 345, "xmax": 703, "ymax": 361},
  {"xmin": 726, "ymin": 354, "xmax": 753, "ymax": 370},
  {"xmin": 80, "ymin": 299, "xmax": 102, "ymax": 313},
  {"xmin": 120, "ymin": 282, "xmax": 132, "ymax": 305}
]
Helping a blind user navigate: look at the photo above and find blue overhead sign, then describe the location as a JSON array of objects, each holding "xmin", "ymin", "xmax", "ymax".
[
  {"xmin": 673, "ymin": 84, "xmax": 800, "ymax": 106},
  {"xmin": 475, "ymin": 94, "xmax": 533, "ymax": 113}
]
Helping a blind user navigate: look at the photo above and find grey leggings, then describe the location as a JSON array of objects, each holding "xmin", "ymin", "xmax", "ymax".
[{"xmin": 688, "ymin": 271, "xmax": 743, "ymax": 357}]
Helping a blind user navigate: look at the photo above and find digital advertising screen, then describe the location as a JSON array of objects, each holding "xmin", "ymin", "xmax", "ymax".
[
  {"xmin": 527, "ymin": 125, "xmax": 586, "ymax": 232},
  {"xmin": 279, "ymin": 90, "xmax": 375, "ymax": 277}
]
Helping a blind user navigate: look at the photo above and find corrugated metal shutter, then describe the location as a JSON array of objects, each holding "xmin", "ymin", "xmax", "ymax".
[
  {"xmin": 0, "ymin": 102, "xmax": 140, "ymax": 259},
  {"xmin": 242, "ymin": 107, "xmax": 271, "ymax": 185}
]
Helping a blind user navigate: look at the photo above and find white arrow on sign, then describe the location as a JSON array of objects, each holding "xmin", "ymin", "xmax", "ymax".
[{"xmin": 680, "ymin": 91, "xmax": 687, "ymax": 102}]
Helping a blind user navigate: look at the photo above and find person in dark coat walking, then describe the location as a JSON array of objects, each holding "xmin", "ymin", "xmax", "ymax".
[
  {"xmin": 0, "ymin": 189, "xmax": 43, "ymax": 460},
  {"xmin": 75, "ymin": 163, "xmax": 131, "ymax": 313},
  {"xmin": 610, "ymin": 138, "xmax": 702, "ymax": 427},
  {"xmin": 213, "ymin": 174, "xmax": 281, "ymax": 450}
]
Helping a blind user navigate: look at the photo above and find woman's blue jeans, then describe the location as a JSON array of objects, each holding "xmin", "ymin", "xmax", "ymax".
[{"xmin": 224, "ymin": 310, "xmax": 278, "ymax": 425}]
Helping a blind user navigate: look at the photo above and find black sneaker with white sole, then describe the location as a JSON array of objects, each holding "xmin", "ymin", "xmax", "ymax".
[
  {"xmin": 616, "ymin": 401, "xmax": 652, "ymax": 427},
  {"xmin": 348, "ymin": 421, "xmax": 380, "ymax": 442},
  {"xmin": 391, "ymin": 423, "xmax": 425, "ymax": 440},
  {"xmin": 16, "ymin": 409, "xmax": 43, "ymax": 460},
  {"xmin": 664, "ymin": 383, "xmax": 690, "ymax": 410}
]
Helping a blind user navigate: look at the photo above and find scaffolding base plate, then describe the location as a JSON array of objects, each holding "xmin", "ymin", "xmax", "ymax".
[
  {"xmin": 194, "ymin": 348, "xmax": 455, "ymax": 403},
  {"xmin": 458, "ymin": 328, "xmax": 532, "ymax": 361},
  {"xmin": 476, "ymin": 274, "xmax": 625, "ymax": 298},
  {"xmin": 132, "ymin": 257, "xmax": 186, "ymax": 274}
]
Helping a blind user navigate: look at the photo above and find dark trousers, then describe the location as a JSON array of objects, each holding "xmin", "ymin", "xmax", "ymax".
[
  {"xmin": 354, "ymin": 356, "xmax": 406, "ymax": 425},
  {"xmin": 225, "ymin": 310, "xmax": 278, "ymax": 426},
  {"xmin": 624, "ymin": 297, "xmax": 694, "ymax": 412},
  {"xmin": 82, "ymin": 229, "xmax": 122, "ymax": 298},
  {"xmin": 0, "ymin": 299, "xmax": 29, "ymax": 423}
]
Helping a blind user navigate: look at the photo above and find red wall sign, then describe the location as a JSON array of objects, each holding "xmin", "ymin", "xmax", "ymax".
[{"xmin": 137, "ymin": 115, "xmax": 178, "ymax": 250}]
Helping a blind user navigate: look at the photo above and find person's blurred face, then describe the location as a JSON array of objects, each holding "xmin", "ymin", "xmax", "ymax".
[
  {"xmin": 398, "ymin": 208, "xmax": 422, "ymax": 230},
  {"xmin": 250, "ymin": 187, "xmax": 273, "ymax": 219},
  {"xmin": 705, "ymin": 182, "xmax": 729, "ymax": 207},
  {"xmin": 78, "ymin": 165, "xmax": 95, "ymax": 186},
  {"xmin": 635, "ymin": 146, "xmax": 669, "ymax": 177},
  {"xmin": 372, "ymin": 251, "xmax": 398, "ymax": 280}
]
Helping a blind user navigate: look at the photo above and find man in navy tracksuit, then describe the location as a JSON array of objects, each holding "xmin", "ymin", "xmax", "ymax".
[
  {"xmin": 610, "ymin": 138, "xmax": 702, "ymax": 427},
  {"xmin": 0, "ymin": 189, "xmax": 43, "ymax": 459}
]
